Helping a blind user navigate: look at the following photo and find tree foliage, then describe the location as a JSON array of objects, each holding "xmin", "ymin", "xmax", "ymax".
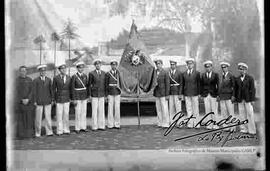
[
  {"xmin": 61, "ymin": 18, "xmax": 80, "ymax": 40},
  {"xmin": 51, "ymin": 32, "xmax": 60, "ymax": 42},
  {"xmin": 33, "ymin": 34, "xmax": 46, "ymax": 45}
]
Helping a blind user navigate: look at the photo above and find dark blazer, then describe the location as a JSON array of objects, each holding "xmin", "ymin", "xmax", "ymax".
[
  {"xmin": 182, "ymin": 70, "xmax": 200, "ymax": 96},
  {"xmin": 88, "ymin": 70, "xmax": 106, "ymax": 97},
  {"xmin": 105, "ymin": 70, "xmax": 121, "ymax": 96},
  {"xmin": 71, "ymin": 72, "xmax": 88, "ymax": 100},
  {"xmin": 33, "ymin": 76, "xmax": 54, "ymax": 105},
  {"xmin": 218, "ymin": 72, "xmax": 235, "ymax": 100},
  {"xmin": 168, "ymin": 69, "xmax": 183, "ymax": 95},
  {"xmin": 200, "ymin": 71, "xmax": 219, "ymax": 98},
  {"xmin": 153, "ymin": 69, "xmax": 170, "ymax": 97},
  {"xmin": 234, "ymin": 74, "xmax": 256, "ymax": 103},
  {"xmin": 52, "ymin": 74, "xmax": 71, "ymax": 103},
  {"xmin": 16, "ymin": 76, "xmax": 33, "ymax": 104}
]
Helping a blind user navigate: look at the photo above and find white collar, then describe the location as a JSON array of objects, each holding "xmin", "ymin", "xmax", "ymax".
[
  {"xmin": 241, "ymin": 74, "xmax": 245, "ymax": 80},
  {"xmin": 77, "ymin": 72, "xmax": 82, "ymax": 76},
  {"xmin": 170, "ymin": 69, "xmax": 176, "ymax": 74},
  {"xmin": 223, "ymin": 71, "xmax": 228, "ymax": 77}
]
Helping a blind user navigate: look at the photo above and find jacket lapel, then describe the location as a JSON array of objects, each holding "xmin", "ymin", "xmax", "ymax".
[{"xmin": 242, "ymin": 75, "xmax": 248, "ymax": 86}]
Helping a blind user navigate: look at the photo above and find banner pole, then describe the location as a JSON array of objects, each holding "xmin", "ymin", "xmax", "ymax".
[{"xmin": 137, "ymin": 71, "xmax": 140, "ymax": 127}]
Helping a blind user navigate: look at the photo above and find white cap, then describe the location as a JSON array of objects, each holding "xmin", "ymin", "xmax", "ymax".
[
  {"xmin": 93, "ymin": 59, "xmax": 102, "ymax": 65},
  {"xmin": 110, "ymin": 59, "xmax": 118, "ymax": 65},
  {"xmin": 220, "ymin": 62, "xmax": 230, "ymax": 67},
  {"xmin": 37, "ymin": 64, "xmax": 47, "ymax": 70},
  {"xmin": 185, "ymin": 58, "xmax": 195, "ymax": 63},
  {"xmin": 57, "ymin": 64, "xmax": 67, "ymax": 69},
  {"xmin": 203, "ymin": 60, "xmax": 213, "ymax": 66},
  {"xmin": 153, "ymin": 59, "xmax": 163, "ymax": 64},
  {"xmin": 238, "ymin": 62, "xmax": 248, "ymax": 69},
  {"xmin": 75, "ymin": 61, "xmax": 85, "ymax": 67},
  {"xmin": 169, "ymin": 60, "xmax": 177, "ymax": 64}
]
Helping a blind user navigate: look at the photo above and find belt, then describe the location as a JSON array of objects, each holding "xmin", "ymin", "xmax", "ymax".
[
  {"xmin": 74, "ymin": 88, "xmax": 86, "ymax": 90},
  {"xmin": 109, "ymin": 84, "xmax": 118, "ymax": 86},
  {"xmin": 170, "ymin": 84, "xmax": 180, "ymax": 86}
]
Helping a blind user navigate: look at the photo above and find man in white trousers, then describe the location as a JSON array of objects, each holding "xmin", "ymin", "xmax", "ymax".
[
  {"xmin": 182, "ymin": 58, "xmax": 201, "ymax": 128},
  {"xmin": 105, "ymin": 59, "xmax": 122, "ymax": 129},
  {"xmin": 71, "ymin": 61, "xmax": 89, "ymax": 134},
  {"xmin": 33, "ymin": 64, "xmax": 54, "ymax": 137},
  {"xmin": 168, "ymin": 60, "xmax": 183, "ymax": 125},
  {"xmin": 234, "ymin": 63, "xmax": 256, "ymax": 135},
  {"xmin": 200, "ymin": 60, "xmax": 219, "ymax": 130},
  {"xmin": 88, "ymin": 59, "xmax": 106, "ymax": 131},
  {"xmin": 52, "ymin": 64, "xmax": 71, "ymax": 136},
  {"xmin": 217, "ymin": 62, "xmax": 236, "ymax": 131},
  {"xmin": 153, "ymin": 59, "xmax": 170, "ymax": 128}
]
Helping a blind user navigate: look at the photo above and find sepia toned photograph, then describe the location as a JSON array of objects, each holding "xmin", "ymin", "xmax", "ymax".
[{"xmin": 5, "ymin": 0, "xmax": 265, "ymax": 170}]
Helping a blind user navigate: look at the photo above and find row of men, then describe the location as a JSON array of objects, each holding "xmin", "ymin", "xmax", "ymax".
[
  {"xmin": 153, "ymin": 58, "xmax": 256, "ymax": 135},
  {"xmin": 15, "ymin": 57, "xmax": 256, "ymax": 139},
  {"xmin": 16, "ymin": 59, "xmax": 121, "ymax": 138}
]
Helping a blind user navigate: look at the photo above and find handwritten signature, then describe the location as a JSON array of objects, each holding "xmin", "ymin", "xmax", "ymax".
[
  {"xmin": 197, "ymin": 130, "xmax": 257, "ymax": 147},
  {"xmin": 164, "ymin": 111, "xmax": 256, "ymax": 146}
]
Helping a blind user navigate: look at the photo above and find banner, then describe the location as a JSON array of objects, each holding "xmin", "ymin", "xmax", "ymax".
[{"xmin": 118, "ymin": 20, "xmax": 157, "ymax": 94}]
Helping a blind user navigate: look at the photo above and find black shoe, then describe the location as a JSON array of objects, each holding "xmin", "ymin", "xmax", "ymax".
[
  {"xmin": 74, "ymin": 130, "xmax": 80, "ymax": 134},
  {"xmin": 98, "ymin": 128, "xmax": 105, "ymax": 131},
  {"xmin": 63, "ymin": 132, "xmax": 70, "ymax": 135},
  {"xmin": 47, "ymin": 134, "xmax": 54, "ymax": 137},
  {"xmin": 56, "ymin": 134, "xmax": 62, "ymax": 136},
  {"xmin": 114, "ymin": 127, "xmax": 121, "ymax": 129}
]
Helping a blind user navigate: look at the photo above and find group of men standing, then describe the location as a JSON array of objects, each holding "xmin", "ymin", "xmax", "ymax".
[
  {"xmin": 15, "ymin": 57, "xmax": 257, "ymax": 139},
  {"xmin": 15, "ymin": 59, "xmax": 121, "ymax": 139},
  {"xmin": 153, "ymin": 58, "xmax": 256, "ymax": 135}
]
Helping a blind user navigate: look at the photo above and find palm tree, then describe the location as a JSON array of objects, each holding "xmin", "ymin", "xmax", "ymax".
[
  {"xmin": 33, "ymin": 34, "xmax": 46, "ymax": 64},
  {"xmin": 60, "ymin": 18, "xmax": 80, "ymax": 76},
  {"xmin": 51, "ymin": 32, "xmax": 60, "ymax": 76}
]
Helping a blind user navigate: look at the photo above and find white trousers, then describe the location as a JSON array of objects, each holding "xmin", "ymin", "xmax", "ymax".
[
  {"xmin": 204, "ymin": 94, "xmax": 218, "ymax": 129},
  {"xmin": 185, "ymin": 96, "xmax": 200, "ymax": 128},
  {"xmin": 156, "ymin": 97, "xmax": 169, "ymax": 127},
  {"xmin": 35, "ymin": 104, "xmax": 53, "ymax": 136},
  {"xmin": 74, "ymin": 100, "xmax": 87, "ymax": 131},
  {"xmin": 56, "ymin": 102, "xmax": 70, "ymax": 134},
  {"xmin": 220, "ymin": 100, "xmax": 236, "ymax": 130},
  {"xmin": 107, "ymin": 95, "xmax": 121, "ymax": 128},
  {"xmin": 238, "ymin": 101, "xmax": 256, "ymax": 134},
  {"xmin": 169, "ymin": 95, "xmax": 182, "ymax": 124},
  {"xmin": 92, "ymin": 97, "xmax": 105, "ymax": 130}
]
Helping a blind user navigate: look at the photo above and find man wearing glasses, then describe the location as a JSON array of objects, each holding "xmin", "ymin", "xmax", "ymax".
[{"xmin": 234, "ymin": 63, "xmax": 256, "ymax": 135}]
